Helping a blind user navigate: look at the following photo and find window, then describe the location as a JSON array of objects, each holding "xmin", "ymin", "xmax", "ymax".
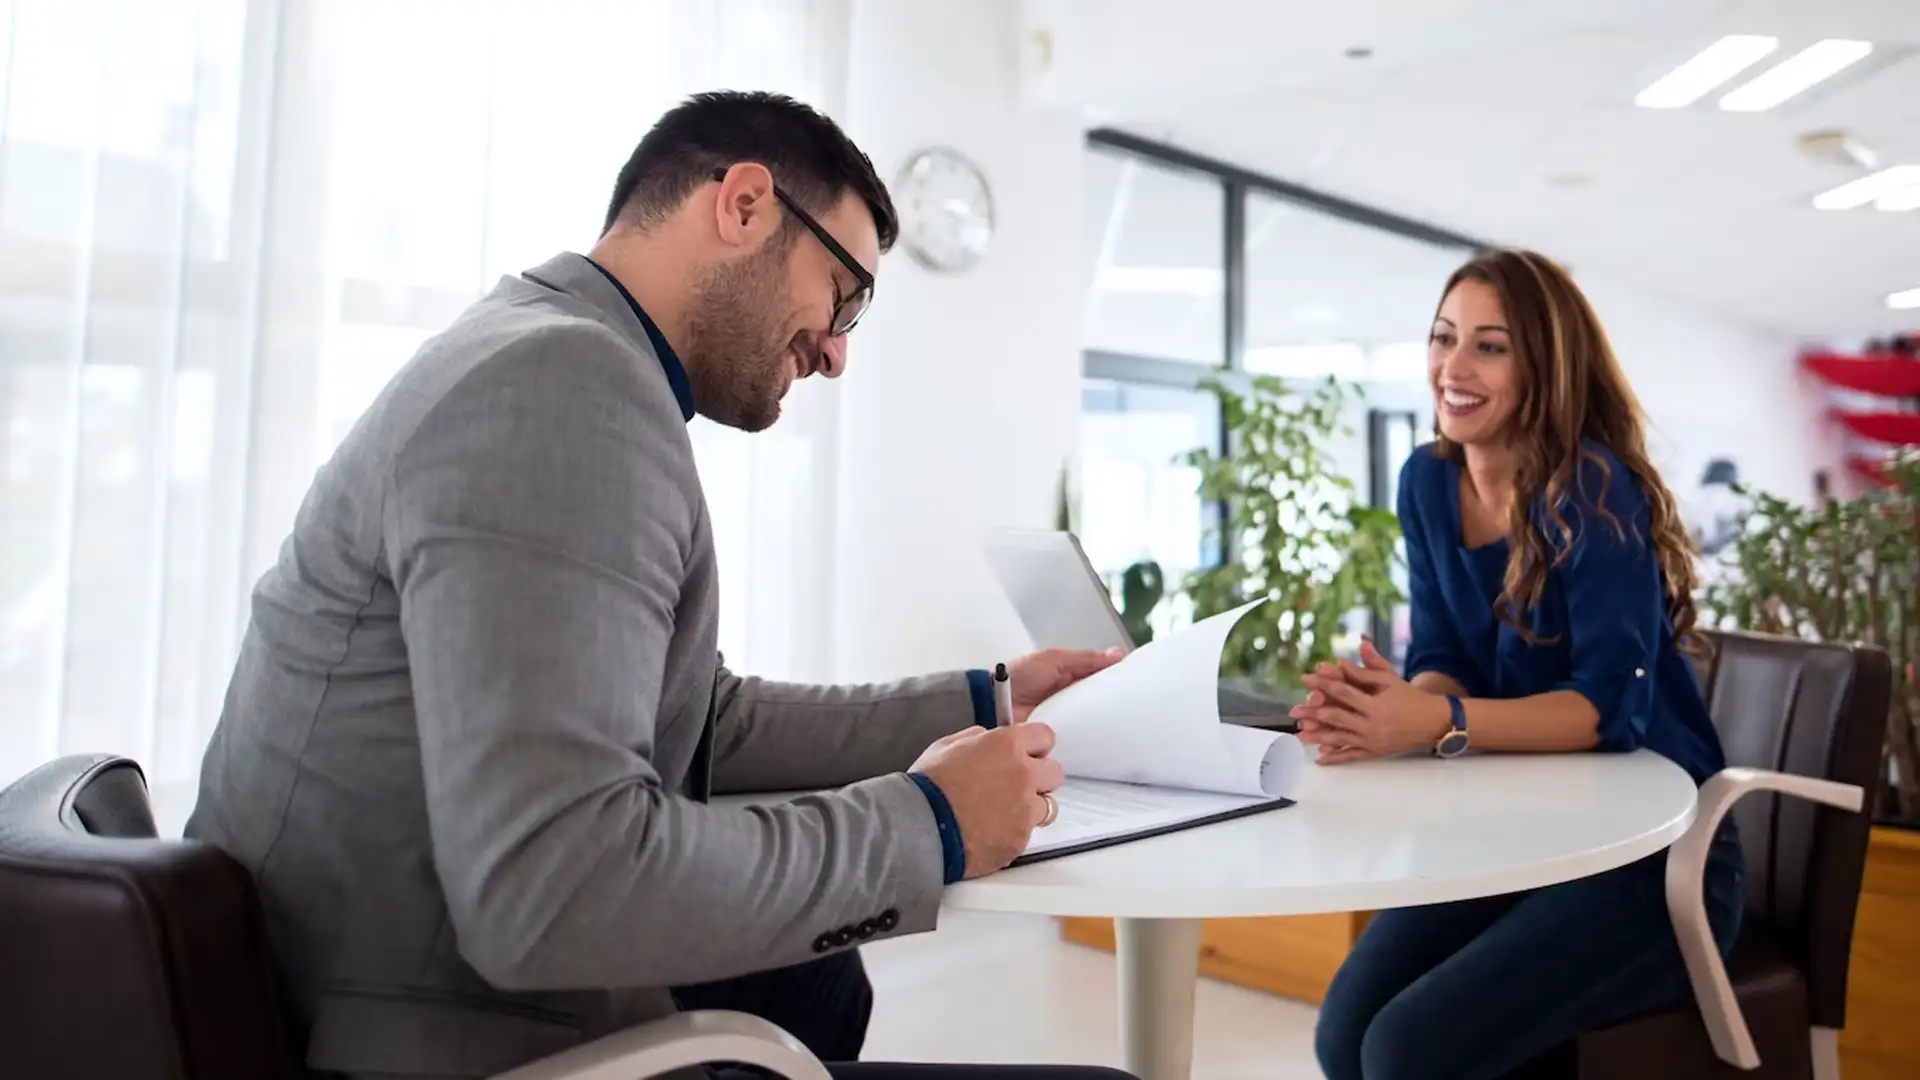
[
  {"xmin": 1077, "ymin": 379, "xmax": 1220, "ymax": 638},
  {"xmin": 1077, "ymin": 146, "xmax": 1228, "ymax": 620},
  {"xmin": 1242, "ymin": 189, "xmax": 1471, "ymax": 661},
  {"xmin": 1083, "ymin": 147, "xmax": 1225, "ymax": 368},
  {"xmin": 1077, "ymin": 131, "xmax": 1484, "ymax": 660}
]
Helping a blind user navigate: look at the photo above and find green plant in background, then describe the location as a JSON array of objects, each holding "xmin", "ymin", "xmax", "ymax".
[
  {"xmin": 1117, "ymin": 559, "xmax": 1165, "ymax": 646},
  {"xmin": 1179, "ymin": 374, "xmax": 1405, "ymax": 691},
  {"xmin": 1699, "ymin": 453, "xmax": 1920, "ymax": 823}
]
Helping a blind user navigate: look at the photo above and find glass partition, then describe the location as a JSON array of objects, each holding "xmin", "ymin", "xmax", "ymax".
[
  {"xmin": 1082, "ymin": 147, "xmax": 1226, "ymax": 368},
  {"xmin": 1078, "ymin": 130, "xmax": 1482, "ymax": 662}
]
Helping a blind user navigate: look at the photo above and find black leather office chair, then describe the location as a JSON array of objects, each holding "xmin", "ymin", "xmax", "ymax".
[
  {"xmin": 1571, "ymin": 629, "xmax": 1892, "ymax": 1079},
  {"xmin": 0, "ymin": 753, "xmax": 829, "ymax": 1079}
]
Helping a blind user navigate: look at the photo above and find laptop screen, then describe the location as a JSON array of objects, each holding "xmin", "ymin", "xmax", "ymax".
[{"xmin": 979, "ymin": 529, "xmax": 1134, "ymax": 654}]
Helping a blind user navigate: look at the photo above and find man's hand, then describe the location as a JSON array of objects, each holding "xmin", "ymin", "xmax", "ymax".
[
  {"xmin": 910, "ymin": 723, "xmax": 1063, "ymax": 877},
  {"xmin": 1004, "ymin": 646, "xmax": 1124, "ymax": 723},
  {"xmin": 1291, "ymin": 637, "xmax": 1449, "ymax": 765}
]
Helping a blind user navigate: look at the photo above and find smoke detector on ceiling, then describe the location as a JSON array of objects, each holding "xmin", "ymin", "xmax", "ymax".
[{"xmin": 1797, "ymin": 129, "xmax": 1880, "ymax": 171}]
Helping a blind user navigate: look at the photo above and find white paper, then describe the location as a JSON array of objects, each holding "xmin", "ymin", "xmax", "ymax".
[
  {"xmin": 1026, "ymin": 599, "xmax": 1305, "ymax": 800},
  {"xmin": 1023, "ymin": 777, "xmax": 1277, "ymax": 857}
]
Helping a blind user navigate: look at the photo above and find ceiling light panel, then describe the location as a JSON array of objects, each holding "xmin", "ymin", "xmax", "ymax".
[
  {"xmin": 1813, "ymin": 166, "xmax": 1920, "ymax": 210},
  {"xmin": 1888, "ymin": 287, "xmax": 1920, "ymax": 311},
  {"xmin": 1635, "ymin": 35, "xmax": 1779, "ymax": 109},
  {"xmin": 1874, "ymin": 184, "xmax": 1920, "ymax": 212},
  {"xmin": 1719, "ymin": 39, "xmax": 1873, "ymax": 112}
]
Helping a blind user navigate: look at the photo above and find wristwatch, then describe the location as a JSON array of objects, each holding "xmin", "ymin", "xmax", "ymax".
[{"xmin": 1434, "ymin": 694, "xmax": 1470, "ymax": 758}]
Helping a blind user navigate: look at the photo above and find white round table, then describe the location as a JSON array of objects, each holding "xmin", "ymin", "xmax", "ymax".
[{"xmin": 944, "ymin": 750, "xmax": 1698, "ymax": 1080}]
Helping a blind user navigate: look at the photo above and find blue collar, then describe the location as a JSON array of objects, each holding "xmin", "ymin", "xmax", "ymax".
[{"xmin": 581, "ymin": 256, "xmax": 695, "ymax": 423}]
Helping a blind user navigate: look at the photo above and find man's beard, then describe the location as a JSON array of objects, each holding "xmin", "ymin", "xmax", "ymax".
[{"xmin": 683, "ymin": 241, "xmax": 796, "ymax": 433}]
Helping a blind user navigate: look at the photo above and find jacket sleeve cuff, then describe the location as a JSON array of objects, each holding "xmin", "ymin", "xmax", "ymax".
[
  {"xmin": 907, "ymin": 771, "xmax": 967, "ymax": 884},
  {"xmin": 965, "ymin": 668, "xmax": 997, "ymax": 729}
]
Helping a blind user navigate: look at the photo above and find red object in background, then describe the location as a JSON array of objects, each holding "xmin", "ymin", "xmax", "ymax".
[
  {"xmin": 1847, "ymin": 457, "xmax": 1892, "ymax": 486},
  {"xmin": 1805, "ymin": 342, "xmax": 1919, "ymax": 492},
  {"xmin": 1802, "ymin": 351, "xmax": 1920, "ymax": 397},
  {"xmin": 1831, "ymin": 411, "xmax": 1920, "ymax": 445}
]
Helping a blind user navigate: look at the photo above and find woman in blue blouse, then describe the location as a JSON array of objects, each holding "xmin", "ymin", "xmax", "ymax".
[{"xmin": 1292, "ymin": 248, "xmax": 1745, "ymax": 1080}]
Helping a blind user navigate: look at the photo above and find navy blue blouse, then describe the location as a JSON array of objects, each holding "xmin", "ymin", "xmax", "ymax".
[{"xmin": 1396, "ymin": 442, "xmax": 1726, "ymax": 784}]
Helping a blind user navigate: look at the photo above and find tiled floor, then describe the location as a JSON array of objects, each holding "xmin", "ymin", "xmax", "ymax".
[{"xmin": 862, "ymin": 909, "xmax": 1325, "ymax": 1079}]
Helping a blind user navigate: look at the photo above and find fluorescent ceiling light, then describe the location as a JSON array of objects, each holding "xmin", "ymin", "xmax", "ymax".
[
  {"xmin": 1096, "ymin": 266, "xmax": 1222, "ymax": 295},
  {"xmin": 1719, "ymin": 39, "xmax": 1872, "ymax": 111},
  {"xmin": 1874, "ymin": 183, "xmax": 1920, "ymax": 212},
  {"xmin": 1888, "ymin": 287, "xmax": 1920, "ymax": 311},
  {"xmin": 1635, "ymin": 35, "xmax": 1778, "ymax": 109},
  {"xmin": 1812, "ymin": 165, "xmax": 1920, "ymax": 210}
]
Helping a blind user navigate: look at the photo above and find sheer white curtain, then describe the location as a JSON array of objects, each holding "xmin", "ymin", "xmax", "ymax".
[{"xmin": 0, "ymin": 0, "xmax": 849, "ymax": 830}]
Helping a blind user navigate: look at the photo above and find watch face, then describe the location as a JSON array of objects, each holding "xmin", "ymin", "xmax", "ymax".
[
  {"xmin": 895, "ymin": 147, "xmax": 993, "ymax": 273},
  {"xmin": 1437, "ymin": 730, "xmax": 1471, "ymax": 758}
]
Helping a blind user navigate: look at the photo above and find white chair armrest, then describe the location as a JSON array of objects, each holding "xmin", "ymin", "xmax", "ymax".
[
  {"xmin": 489, "ymin": 1009, "xmax": 832, "ymax": 1080},
  {"xmin": 1665, "ymin": 766, "xmax": 1865, "ymax": 1070}
]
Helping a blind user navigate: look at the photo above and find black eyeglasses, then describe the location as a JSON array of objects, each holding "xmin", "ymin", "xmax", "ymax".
[{"xmin": 710, "ymin": 167, "xmax": 874, "ymax": 335}]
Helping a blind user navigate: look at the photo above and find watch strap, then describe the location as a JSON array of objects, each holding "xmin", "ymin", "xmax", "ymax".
[{"xmin": 1435, "ymin": 694, "xmax": 1469, "ymax": 757}]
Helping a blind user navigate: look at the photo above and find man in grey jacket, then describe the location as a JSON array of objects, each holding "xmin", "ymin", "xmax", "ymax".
[{"xmin": 185, "ymin": 91, "xmax": 1134, "ymax": 1080}]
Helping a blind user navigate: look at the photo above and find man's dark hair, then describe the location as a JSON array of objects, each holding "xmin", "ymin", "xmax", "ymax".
[{"xmin": 603, "ymin": 90, "xmax": 897, "ymax": 252}]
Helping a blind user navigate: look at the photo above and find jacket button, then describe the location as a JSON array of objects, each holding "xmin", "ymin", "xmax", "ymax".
[
  {"xmin": 876, "ymin": 909, "xmax": 899, "ymax": 931},
  {"xmin": 856, "ymin": 919, "xmax": 879, "ymax": 938},
  {"xmin": 1634, "ymin": 667, "xmax": 1645, "ymax": 677},
  {"xmin": 832, "ymin": 927, "xmax": 856, "ymax": 947},
  {"xmin": 811, "ymin": 933, "xmax": 834, "ymax": 954}
]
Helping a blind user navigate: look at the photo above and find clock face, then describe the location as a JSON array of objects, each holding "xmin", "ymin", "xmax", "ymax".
[{"xmin": 895, "ymin": 148, "xmax": 994, "ymax": 273}]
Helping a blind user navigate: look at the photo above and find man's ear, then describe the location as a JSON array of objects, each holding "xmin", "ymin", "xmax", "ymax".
[{"xmin": 711, "ymin": 162, "xmax": 777, "ymax": 249}]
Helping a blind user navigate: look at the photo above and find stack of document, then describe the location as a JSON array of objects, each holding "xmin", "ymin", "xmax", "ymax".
[{"xmin": 1018, "ymin": 600, "xmax": 1305, "ymax": 864}]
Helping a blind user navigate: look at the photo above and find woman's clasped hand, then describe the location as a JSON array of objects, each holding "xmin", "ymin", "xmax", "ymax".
[{"xmin": 1290, "ymin": 637, "xmax": 1450, "ymax": 765}]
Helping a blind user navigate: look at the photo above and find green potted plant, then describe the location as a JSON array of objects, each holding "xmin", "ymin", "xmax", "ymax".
[
  {"xmin": 1699, "ymin": 453, "xmax": 1920, "ymax": 822},
  {"xmin": 1178, "ymin": 374, "xmax": 1405, "ymax": 696}
]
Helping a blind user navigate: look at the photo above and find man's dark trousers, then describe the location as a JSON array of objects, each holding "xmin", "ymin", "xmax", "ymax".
[{"xmin": 675, "ymin": 953, "xmax": 1137, "ymax": 1080}]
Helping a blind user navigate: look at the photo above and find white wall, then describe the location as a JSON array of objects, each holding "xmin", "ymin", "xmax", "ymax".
[
  {"xmin": 1575, "ymin": 272, "xmax": 1842, "ymax": 510},
  {"xmin": 830, "ymin": 0, "xmax": 1089, "ymax": 680}
]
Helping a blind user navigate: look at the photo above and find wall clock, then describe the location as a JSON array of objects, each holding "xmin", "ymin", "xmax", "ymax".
[{"xmin": 894, "ymin": 147, "xmax": 994, "ymax": 273}]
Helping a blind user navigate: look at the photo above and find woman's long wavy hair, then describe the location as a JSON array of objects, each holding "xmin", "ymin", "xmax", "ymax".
[{"xmin": 1431, "ymin": 248, "xmax": 1701, "ymax": 654}]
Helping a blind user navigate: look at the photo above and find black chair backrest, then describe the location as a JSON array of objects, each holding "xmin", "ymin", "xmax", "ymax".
[
  {"xmin": 1697, "ymin": 629, "xmax": 1892, "ymax": 1030},
  {"xmin": 0, "ymin": 754, "xmax": 295, "ymax": 1079}
]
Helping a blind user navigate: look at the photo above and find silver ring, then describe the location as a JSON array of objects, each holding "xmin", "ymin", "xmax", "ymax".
[{"xmin": 1038, "ymin": 792, "xmax": 1059, "ymax": 827}]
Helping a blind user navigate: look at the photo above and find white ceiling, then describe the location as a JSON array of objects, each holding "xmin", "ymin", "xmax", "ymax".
[{"xmin": 1032, "ymin": 0, "xmax": 1920, "ymax": 340}]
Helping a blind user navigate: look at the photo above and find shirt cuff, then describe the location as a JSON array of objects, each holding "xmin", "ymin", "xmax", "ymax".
[
  {"xmin": 907, "ymin": 772, "xmax": 967, "ymax": 884},
  {"xmin": 965, "ymin": 668, "xmax": 997, "ymax": 729}
]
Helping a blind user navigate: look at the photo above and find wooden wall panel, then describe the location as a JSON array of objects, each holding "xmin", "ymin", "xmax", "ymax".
[{"xmin": 1838, "ymin": 827, "xmax": 1920, "ymax": 1080}]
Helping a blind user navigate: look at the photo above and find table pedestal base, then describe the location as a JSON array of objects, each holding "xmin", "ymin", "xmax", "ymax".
[{"xmin": 1115, "ymin": 917, "xmax": 1203, "ymax": 1080}]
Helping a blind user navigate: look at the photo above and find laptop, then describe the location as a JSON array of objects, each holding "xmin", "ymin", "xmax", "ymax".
[{"xmin": 978, "ymin": 528, "xmax": 1294, "ymax": 727}]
